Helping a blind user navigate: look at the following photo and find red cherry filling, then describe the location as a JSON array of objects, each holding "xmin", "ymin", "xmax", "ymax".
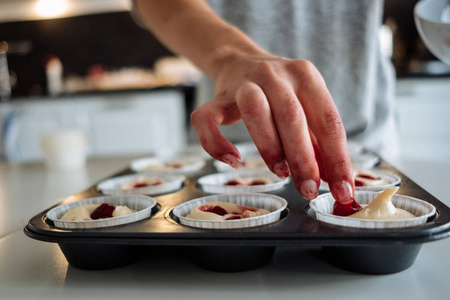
[
  {"xmin": 358, "ymin": 174, "xmax": 380, "ymax": 180},
  {"xmin": 333, "ymin": 198, "xmax": 362, "ymax": 216},
  {"xmin": 132, "ymin": 182, "xmax": 149, "ymax": 188},
  {"xmin": 166, "ymin": 162, "xmax": 183, "ymax": 169},
  {"xmin": 225, "ymin": 215, "xmax": 242, "ymax": 220},
  {"xmin": 225, "ymin": 180, "xmax": 241, "ymax": 186},
  {"xmin": 250, "ymin": 180, "xmax": 266, "ymax": 185},
  {"xmin": 199, "ymin": 205, "xmax": 228, "ymax": 216},
  {"xmin": 354, "ymin": 179, "xmax": 365, "ymax": 187},
  {"xmin": 90, "ymin": 203, "xmax": 116, "ymax": 219}
]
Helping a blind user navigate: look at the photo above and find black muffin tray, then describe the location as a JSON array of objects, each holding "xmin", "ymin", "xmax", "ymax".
[{"xmin": 24, "ymin": 159, "xmax": 450, "ymax": 274}]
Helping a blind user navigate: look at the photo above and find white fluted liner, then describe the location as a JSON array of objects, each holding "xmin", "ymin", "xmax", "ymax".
[
  {"xmin": 97, "ymin": 172, "xmax": 185, "ymax": 196},
  {"xmin": 351, "ymin": 152, "xmax": 380, "ymax": 170},
  {"xmin": 47, "ymin": 195, "xmax": 157, "ymax": 229},
  {"xmin": 213, "ymin": 155, "xmax": 267, "ymax": 172},
  {"xmin": 173, "ymin": 193, "xmax": 287, "ymax": 229},
  {"xmin": 309, "ymin": 191, "xmax": 436, "ymax": 229},
  {"xmin": 130, "ymin": 155, "xmax": 206, "ymax": 174},
  {"xmin": 319, "ymin": 170, "xmax": 401, "ymax": 192},
  {"xmin": 198, "ymin": 170, "xmax": 290, "ymax": 194}
]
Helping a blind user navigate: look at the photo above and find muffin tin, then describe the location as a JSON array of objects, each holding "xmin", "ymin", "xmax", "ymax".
[{"xmin": 24, "ymin": 159, "xmax": 450, "ymax": 274}]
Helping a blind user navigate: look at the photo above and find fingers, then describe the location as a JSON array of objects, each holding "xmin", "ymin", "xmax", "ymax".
[
  {"xmin": 235, "ymin": 82, "xmax": 290, "ymax": 179},
  {"xmin": 292, "ymin": 61, "xmax": 354, "ymax": 204},
  {"xmin": 190, "ymin": 102, "xmax": 242, "ymax": 168},
  {"xmin": 262, "ymin": 80, "xmax": 321, "ymax": 200}
]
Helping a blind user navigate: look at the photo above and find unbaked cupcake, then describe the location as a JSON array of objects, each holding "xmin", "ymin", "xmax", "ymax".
[
  {"xmin": 97, "ymin": 172, "xmax": 185, "ymax": 196},
  {"xmin": 47, "ymin": 195, "xmax": 157, "ymax": 229},
  {"xmin": 198, "ymin": 170, "xmax": 290, "ymax": 194},
  {"xmin": 309, "ymin": 188, "xmax": 436, "ymax": 229},
  {"xmin": 173, "ymin": 193, "xmax": 287, "ymax": 229}
]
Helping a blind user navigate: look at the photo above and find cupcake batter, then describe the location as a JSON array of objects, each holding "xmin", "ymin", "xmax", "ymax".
[
  {"xmin": 186, "ymin": 201, "xmax": 270, "ymax": 220},
  {"xmin": 60, "ymin": 203, "xmax": 135, "ymax": 221},
  {"xmin": 348, "ymin": 187, "xmax": 416, "ymax": 220}
]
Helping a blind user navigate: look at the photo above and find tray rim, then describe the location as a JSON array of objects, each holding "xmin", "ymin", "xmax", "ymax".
[{"xmin": 24, "ymin": 159, "xmax": 450, "ymax": 247}]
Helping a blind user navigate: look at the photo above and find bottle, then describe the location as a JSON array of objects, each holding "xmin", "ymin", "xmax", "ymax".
[{"xmin": 0, "ymin": 41, "xmax": 11, "ymax": 101}]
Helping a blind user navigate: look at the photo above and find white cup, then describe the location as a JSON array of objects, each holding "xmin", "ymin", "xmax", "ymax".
[{"xmin": 40, "ymin": 129, "xmax": 87, "ymax": 170}]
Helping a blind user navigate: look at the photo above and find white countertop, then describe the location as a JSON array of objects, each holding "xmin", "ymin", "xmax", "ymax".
[{"xmin": 1, "ymin": 154, "xmax": 450, "ymax": 300}]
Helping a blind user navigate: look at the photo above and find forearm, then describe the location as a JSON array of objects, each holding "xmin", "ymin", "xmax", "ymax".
[{"xmin": 134, "ymin": 0, "xmax": 268, "ymax": 80}]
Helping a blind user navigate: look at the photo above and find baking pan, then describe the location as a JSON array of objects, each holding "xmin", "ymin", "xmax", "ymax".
[{"xmin": 24, "ymin": 158, "xmax": 450, "ymax": 274}]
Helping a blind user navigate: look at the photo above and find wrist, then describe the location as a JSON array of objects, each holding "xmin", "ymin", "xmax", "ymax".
[{"xmin": 206, "ymin": 27, "xmax": 268, "ymax": 81}]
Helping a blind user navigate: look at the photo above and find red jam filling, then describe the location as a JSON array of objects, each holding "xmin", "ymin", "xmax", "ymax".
[
  {"xmin": 90, "ymin": 203, "xmax": 116, "ymax": 219},
  {"xmin": 333, "ymin": 198, "xmax": 362, "ymax": 216},
  {"xmin": 250, "ymin": 180, "xmax": 266, "ymax": 185},
  {"xmin": 225, "ymin": 180, "xmax": 240, "ymax": 186},
  {"xmin": 354, "ymin": 179, "xmax": 365, "ymax": 187},
  {"xmin": 199, "ymin": 205, "xmax": 228, "ymax": 216},
  {"xmin": 132, "ymin": 182, "xmax": 149, "ymax": 188}
]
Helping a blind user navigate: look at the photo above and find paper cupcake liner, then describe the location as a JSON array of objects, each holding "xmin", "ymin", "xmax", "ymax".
[
  {"xmin": 47, "ymin": 195, "xmax": 157, "ymax": 229},
  {"xmin": 319, "ymin": 170, "xmax": 401, "ymax": 192},
  {"xmin": 130, "ymin": 155, "xmax": 206, "ymax": 174},
  {"xmin": 97, "ymin": 172, "xmax": 185, "ymax": 196},
  {"xmin": 214, "ymin": 155, "xmax": 267, "ymax": 172},
  {"xmin": 309, "ymin": 191, "xmax": 436, "ymax": 229},
  {"xmin": 198, "ymin": 170, "xmax": 290, "ymax": 194},
  {"xmin": 173, "ymin": 193, "xmax": 288, "ymax": 229},
  {"xmin": 351, "ymin": 152, "xmax": 381, "ymax": 170}
]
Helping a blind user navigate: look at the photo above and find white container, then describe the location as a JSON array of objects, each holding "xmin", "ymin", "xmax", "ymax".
[
  {"xmin": 47, "ymin": 195, "xmax": 157, "ymax": 229},
  {"xmin": 173, "ymin": 193, "xmax": 287, "ymax": 229},
  {"xmin": 309, "ymin": 191, "xmax": 436, "ymax": 229},
  {"xmin": 415, "ymin": 0, "xmax": 450, "ymax": 65},
  {"xmin": 198, "ymin": 170, "xmax": 290, "ymax": 194},
  {"xmin": 40, "ymin": 129, "xmax": 87, "ymax": 170},
  {"xmin": 97, "ymin": 172, "xmax": 185, "ymax": 196}
]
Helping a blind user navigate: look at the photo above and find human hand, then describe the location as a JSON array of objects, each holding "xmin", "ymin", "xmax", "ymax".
[{"xmin": 190, "ymin": 53, "xmax": 354, "ymax": 204}]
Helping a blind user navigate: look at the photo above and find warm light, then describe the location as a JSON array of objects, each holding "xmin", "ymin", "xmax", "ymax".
[{"xmin": 35, "ymin": 0, "xmax": 69, "ymax": 18}]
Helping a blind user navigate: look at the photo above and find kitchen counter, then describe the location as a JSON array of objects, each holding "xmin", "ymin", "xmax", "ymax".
[{"xmin": 1, "ymin": 154, "xmax": 450, "ymax": 300}]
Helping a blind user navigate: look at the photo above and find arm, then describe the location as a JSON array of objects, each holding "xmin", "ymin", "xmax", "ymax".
[{"xmin": 135, "ymin": 0, "xmax": 354, "ymax": 203}]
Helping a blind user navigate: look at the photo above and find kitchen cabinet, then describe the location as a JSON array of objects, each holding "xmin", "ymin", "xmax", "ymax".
[{"xmin": 1, "ymin": 88, "xmax": 187, "ymax": 161}]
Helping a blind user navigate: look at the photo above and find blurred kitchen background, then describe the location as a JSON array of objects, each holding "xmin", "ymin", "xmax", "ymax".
[{"xmin": 0, "ymin": 0, "xmax": 449, "ymax": 163}]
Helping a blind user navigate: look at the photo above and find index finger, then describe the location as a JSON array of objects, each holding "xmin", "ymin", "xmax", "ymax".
[{"xmin": 293, "ymin": 61, "xmax": 354, "ymax": 204}]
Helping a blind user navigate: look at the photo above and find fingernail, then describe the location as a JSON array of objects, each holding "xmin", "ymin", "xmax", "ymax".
[
  {"xmin": 273, "ymin": 160, "xmax": 290, "ymax": 178},
  {"xmin": 300, "ymin": 179, "xmax": 318, "ymax": 200},
  {"xmin": 333, "ymin": 181, "xmax": 353, "ymax": 204},
  {"xmin": 221, "ymin": 154, "xmax": 242, "ymax": 169}
]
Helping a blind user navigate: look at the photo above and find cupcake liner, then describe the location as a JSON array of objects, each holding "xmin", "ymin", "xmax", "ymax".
[
  {"xmin": 97, "ymin": 172, "xmax": 185, "ymax": 196},
  {"xmin": 351, "ymin": 152, "xmax": 381, "ymax": 170},
  {"xmin": 309, "ymin": 191, "xmax": 436, "ymax": 229},
  {"xmin": 173, "ymin": 193, "xmax": 288, "ymax": 229},
  {"xmin": 214, "ymin": 155, "xmax": 267, "ymax": 172},
  {"xmin": 47, "ymin": 195, "xmax": 157, "ymax": 229},
  {"xmin": 319, "ymin": 170, "xmax": 401, "ymax": 192},
  {"xmin": 198, "ymin": 170, "xmax": 290, "ymax": 194},
  {"xmin": 130, "ymin": 155, "xmax": 206, "ymax": 174}
]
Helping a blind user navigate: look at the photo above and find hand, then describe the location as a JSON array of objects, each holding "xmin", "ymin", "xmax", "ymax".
[{"xmin": 191, "ymin": 53, "xmax": 354, "ymax": 203}]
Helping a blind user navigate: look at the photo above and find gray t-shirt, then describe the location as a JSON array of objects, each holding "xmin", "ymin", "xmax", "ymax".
[{"xmin": 193, "ymin": 0, "xmax": 398, "ymax": 160}]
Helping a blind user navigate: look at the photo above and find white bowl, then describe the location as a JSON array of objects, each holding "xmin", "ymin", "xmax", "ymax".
[
  {"xmin": 198, "ymin": 170, "xmax": 290, "ymax": 194},
  {"xmin": 415, "ymin": 0, "xmax": 450, "ymax": 65},
  {"xmin": 173, "ymin": 193, "xmax": 287, "ymax": 229},
  {"xmin": 47, "ymin": 195, "xmax": 157, "ymax": 229},
  {"xmin": 310, "ymin": 191, "xmax": 436, "ymax": 229},
  {"xmin": 97, "ymin": 172, "xmax": 185, "ymax": 196}
]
